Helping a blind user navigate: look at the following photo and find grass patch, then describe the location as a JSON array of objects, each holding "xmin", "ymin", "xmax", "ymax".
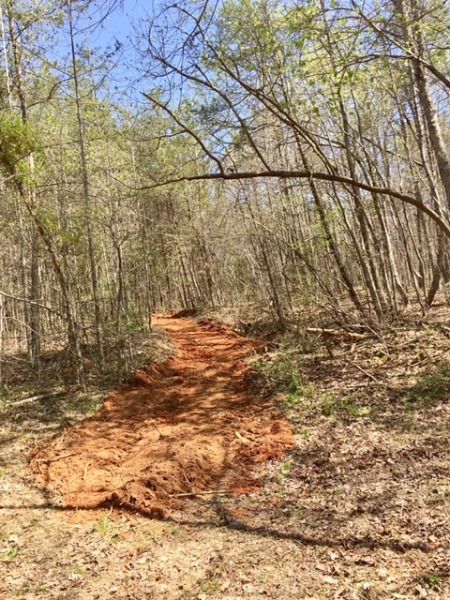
[
  {"xmin": 254, "ymin": 349, "xmax": 375, "ymax": 423},
  {"xmin": 1, "ymin": 543, "xmax": 19, "ymax": 562},
  {"xmin": 253, "ymin": 348, "xmax": 301, "ymax": 394},
  {"xmin": 296, "ymin": 427, "xmax": 313, "ymax": 439},
  {"xmin": 278, "ymin": 459, "xmax": 294, "ymax": 480},
  {"xmin": 320, "ymin": 394, "xmax": 372, "ymax": 420},
  {"xmin": 94, "ymin": 516, "xmax": 120, "ymax": 543},
  {"xmin": 253, "ymin": 348, "xmax": 317, "ymax": 411},
  {"xmin": 407, "ymin": 362, "xmax": 450, "ymax": 407},
  {"xmin": 255, "ymin": 347, "xmax": 450, "ymax": 429},
  {"xmin": 421, "ymin": 572, "xmax": 445, "ymax": 590},
  {"xmin": 198, "ymin": 578, "xmax": 221, "ymax": 595}
]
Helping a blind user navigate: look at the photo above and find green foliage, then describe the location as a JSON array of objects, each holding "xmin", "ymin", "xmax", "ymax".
[
  {"xmin": 284, "ymin": 382, "xmax": 317, "ymax": 410},
  {"xmin": 256, "ymin": 350, "xmax": 374, "ymax": 422},
  {"xmin": 198, "ymin": 578, "xmax": 221, "ymax": 595},
  {"xmin": 320, "ymin": 394, "xmax": 371, "ymax": 420},
  {"xmin": 122, "ymin": 307, "xmax": 148, "ymax": 334},
  {"xmin": 407, "ymin": 362, "xmax": 450, "ymax": 407},
  {"xmin": 254, "ymin": 348, "xmax": 302, "ymax": 395},
  {"xmin": 254, "ymin": 349, "xmax": 318, "ymax": 410},
  {"xmin": 0, "ymin": 113, "xmax": 38, "ymax": 177},
  {"xmin": 278, "ymin": 458, "xmax": 294, "ymax": 479},
  {"xmin": 296, "ymin": 427, "xmax": 312, "ymax": 439},
  {"xmin": 1, "ymin": 543, "xmax": 19, "ymax": 563},
  {"xmin": 263, "ymin": 355, "xmax": 449, "ymax": 423},
  {"xmin": 94, "ymin": 516, "xmax": 120, "ymax": 543},
  {"xmin": 422, "ymin": 573, "xmax": 443, "ymax": 590}
]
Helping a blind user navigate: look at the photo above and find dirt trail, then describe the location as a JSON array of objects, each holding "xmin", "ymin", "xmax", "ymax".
[{"xmin": 30, "ymin": 316, "xmax": 294, "ymax": 516}]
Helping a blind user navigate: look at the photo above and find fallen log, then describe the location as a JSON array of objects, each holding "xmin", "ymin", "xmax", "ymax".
[
  {"xmin": 11, "ymin": 388, "xmax": 66, "ymax": 406},
  {"xmin": 303, "ymin": 327, "xmax": 369, "ymax": 340}
]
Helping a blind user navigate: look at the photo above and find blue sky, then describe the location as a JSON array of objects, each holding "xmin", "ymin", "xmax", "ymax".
[
  {"xmin": 98, "ymin": 0, "xmax": 203, "ymax": 109},
  {"xmin": 77, "ymin": 0, "xmax": 205, "ymax": 107},
  {"xmin": 87, "ymin": 0, "xmax": 149, "ymax": 50},
  {"xmin": 35, "ymin": 0, "xmax": 156, "ymax": 106},
  {"xmin": 87, "ymin": 0, "xmax": 150, "ymax": 102}
]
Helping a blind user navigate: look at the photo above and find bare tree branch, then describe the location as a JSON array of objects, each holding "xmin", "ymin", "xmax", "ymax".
[{"xmin": 136, "ymin": 169, "xmax": 450, "ymax": 238}]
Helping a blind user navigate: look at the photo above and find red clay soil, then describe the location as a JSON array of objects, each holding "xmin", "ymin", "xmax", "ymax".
[{"xmin": 30, "ymin": 316, "xmax": 294, "ymax": 517}]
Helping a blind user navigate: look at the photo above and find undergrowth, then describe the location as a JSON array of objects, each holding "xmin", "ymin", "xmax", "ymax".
[
  {"xmin": 251, "ymin": 349, "xmax": 363, "ymax": 420},
  {"xmin": 407, "ymin": 362, "xmax": 450, "ymax": 407},
  {"xmin": 254, "ymin": 349, "xmax": 450, "ymax": 425},
  {"xmin": 0, "ymin": 327, "xmax": 172, "ymax": 414}
]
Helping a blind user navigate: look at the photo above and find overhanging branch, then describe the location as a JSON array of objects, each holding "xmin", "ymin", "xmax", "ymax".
[{"xmin": 137, "ymin": 169, "xmax": 450, "ymax": 239}]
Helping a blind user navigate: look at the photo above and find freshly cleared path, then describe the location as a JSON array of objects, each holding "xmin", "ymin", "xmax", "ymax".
[{"xmin": 30, "ymin": 316, "xmax": 294, "ymax": 516}]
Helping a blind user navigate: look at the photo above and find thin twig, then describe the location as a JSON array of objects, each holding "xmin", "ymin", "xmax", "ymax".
[{"xmin": 350, "ymin": 362, "xmax": 380, "ymax": 383}]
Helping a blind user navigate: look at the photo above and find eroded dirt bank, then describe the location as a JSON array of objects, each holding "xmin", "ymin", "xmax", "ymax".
[{"xmin": 30, "ymin": 316, "xmax": 294, "ymax": 516}]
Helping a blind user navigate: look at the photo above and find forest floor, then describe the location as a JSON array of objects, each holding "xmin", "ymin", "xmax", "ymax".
[{"xmin": 0, "ymin": 309, "xmax": 449, "ymax": 599}]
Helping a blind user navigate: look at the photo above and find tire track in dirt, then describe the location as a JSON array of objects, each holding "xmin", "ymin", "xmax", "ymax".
[{"xmin": 30, "ymin": 316, "xmax": 294, "ymax": 517}]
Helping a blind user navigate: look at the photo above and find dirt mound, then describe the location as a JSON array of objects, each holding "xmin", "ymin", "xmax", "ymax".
[{"xmin": 30, "ymin": 316, "xmax": 295, "ymax": 517}]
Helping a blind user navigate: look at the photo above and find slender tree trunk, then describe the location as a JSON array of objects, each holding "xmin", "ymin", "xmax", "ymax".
[
  {"xmin": 396, "ymin": 0, "xmax": 450, "ymax": 208},
  {"xmin": 68, "ymin": 0, "xmax": 104, "ymax": 365},
  {"xmin": 6, "ymin": 0, "xmax": 41, "ymax": 372}
]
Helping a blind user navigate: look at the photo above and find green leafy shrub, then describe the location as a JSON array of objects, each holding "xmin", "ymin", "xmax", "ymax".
[
  {"xmin": 0, "ymin": 113, "xmax": 38, "ymax": 176},
  {"xmin": 320, "ymin": 394, "xmax": 371, "ymax": 420},
  {"xmin": 253, "ymin": 349, "xmax": 320, "ymax": 411},
  {"xmin": 254, "ymin": 348, "xmax": 302, "ymax": 394},
  {"xmin": 407, "ymin": 362, "xmax": 450, "ymax": 406},
  {"xmin": 254, "ymin": 349, "xmax": 372, "ymax": 421}
]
